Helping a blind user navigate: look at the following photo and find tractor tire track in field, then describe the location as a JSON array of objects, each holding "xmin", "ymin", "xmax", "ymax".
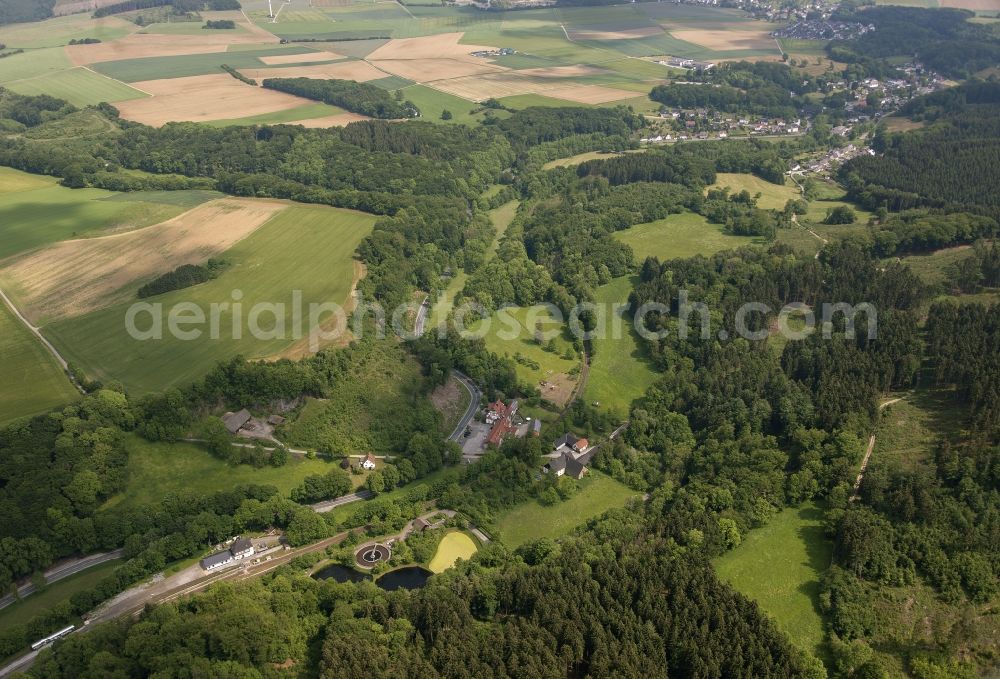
[{"xmin": 0, "ymin": 287, "xmax": 84, "ymax": 394}]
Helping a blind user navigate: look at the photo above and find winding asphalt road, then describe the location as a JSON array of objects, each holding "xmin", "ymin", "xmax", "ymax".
[{"xmin": 448, "ymin": 370, "xmax": 481, "ymax": 442}]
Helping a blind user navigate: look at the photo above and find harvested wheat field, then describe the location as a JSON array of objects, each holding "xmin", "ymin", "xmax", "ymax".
[
  {"xmin": 367, "ymin": 32, "xmax": 498, "ymax": 61},
  {"xmin": 0, "ymin": 198, "xmax": 287, "ymax": 323},
  {"xmin": 570, "ymin": 26, "xmax": 664, "ymax": 40},
  {"xmin": 294, "ymin": 112, "xmax": 371, "ymax": 127},
  {"xmin": 66, "ymin": 31, "xmax": 276, "ymax": 66},
  {"xmin": 432, "ymin": 72, "xmax": 633, "ymax": 103},
  {"xmin": 240, "ymin": 60, "xmax": 386, "ymax": 82},
  {"xmin": 258, "ymin": 50, "xmax": 344, "ymax": 65},
  {"xmin": 668, "ymin": 26, "xmax": 777, "ymax": 52},
  {"xmin": 369, "ymin": 58, "xmax": 503, "ymax": 81},
  {"xmin": 115, "ymin": 74, "xmax": 309, "ymax": 125},
  {"xmin": 543, "ymin": 84, "xmax": 635, "ymax": 104},
  {"xmin": 515, "ymin": 65, "xmax": 611, "ymax": 78}
]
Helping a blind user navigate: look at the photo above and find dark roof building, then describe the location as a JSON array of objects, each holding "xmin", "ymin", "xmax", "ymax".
[
  {"xmin": 565, "ymin": 456, "xmax": 587, "ymax": 480},
  {"xmin": 231, "ymin": 537, "xmax": 254, "ymax": 558},
  {"xmin": 544, "ymin": 455, "xmax": 567, "ymax": 475},
  {"xmin": 223, "ymin": 409, "xmax": 252, "ymax": 434},
  {"xmin": 200, "ymin": 551, "xmax": 234, "ymax": 571},
  {"xmin": 553, "ymin": 432, "xmax": 579, "ymax": 450}
]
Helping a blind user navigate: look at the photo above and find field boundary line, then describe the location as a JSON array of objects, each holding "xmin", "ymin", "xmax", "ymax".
[
  {"xmin": 80, "ymin": 65, "xmax": 153, "ymax": 96},
  {"xmin": 0, "ymin": 288, "xmax": 85, "ymax": 394}
]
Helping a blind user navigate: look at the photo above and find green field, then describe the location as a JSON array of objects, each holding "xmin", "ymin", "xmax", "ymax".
[
  {"xmin": 542, "ymin": 150, "xmax": 623, "ymax": 170},
  {"xmin": 495, "ymin": 471, "xmax": 639, "ymax": 547},
  {"xmin": 0, "ymin": 558, "xmax": 123, "ymax": 632},
  {"xmin": 399, "ymin": 84, "xmax": 487, "ymax": 126},
  {"xmin": 714, "ymin": 502, "xmax": 831, "ymax": 657},
  {"xmin": 0, "ymin": 301, "xmax": 78, "ymax": 426},
  {"xmin": 873, "ymin": 389, "xmax": 965, "ymax": 472},
  {"xmin": 109, "ymin": 435, "xmax": 337, "ymax": 508},
  {"xmin": 428, "ymin": 531, "xmax": 479, "ymax": 573},
  {"xmin": 0, "ymin": 168, "xmax": 208, "ymax": 260},
  {"xmin": 92, "ymin": 46, "xmax": 317, "ymax": 82},
  {"xmin": 5, "ymin": 67, "xmax": 147, "ymax": 107},
  {"xmin": 0, "ymin": 14, "xmax": 135, "ymax": 49},
  {"xmin": 138, "ymin": 22, "xmax": 250, "ymax": 35},
  {"xmin": 615, "ymin": 211, "xmax": 756, "ymax": 261},
  {"xmin": 204, "ymin": 102, "xmax": 347, "ymax": 127},
  {"xmin": 469, "ymin": 305, "xmax": 581, "ymax": 398},
  {"xmin": 46, "ymin": 205, "xmax": 376, "ymax": 394},
  {"xmin": 584, "ymin": 276, "xmax": 659, "ymax": 418},
  {"xmin": 0, "ymin": 46, "xmax": 73, "ymax": 84},
  {"xmin": 710, "ymin": 173, "xmax": 800, "ymax": 210}
]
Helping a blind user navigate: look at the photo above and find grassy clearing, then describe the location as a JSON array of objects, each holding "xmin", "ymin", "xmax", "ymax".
[
  {"xmin": 710, "ymin": 173, "xmax": 799, "ymax": 210},
  {"xmin": 542, "ymin": 150, "xmax": 624, "ymax": 170},
  {"xmin": 898, "ymin": 245, "xmax": 975, "ymax": 286},
  {"xmin": 5, "ymin": 67, "xmax": 148, "ymax": 106},
  {"xmin": 111, "ymin": 434, "xmax": 336, "ymax": 508},
  {"xmin": 615, "ymin": 211, "xmax": 756, "ymax": 261},
  {"xmin": 873, "ymin": 389, "xmax": 965, "ymax": 471},
  {"xmin": 428, "ymin": 530, "xmax": 478, "ymax": 573},
  {"xmin": 584, "ymin": 276, "xmax": 659, "ymax": 419},
  {"xmin": 0, "ymin": 301, "xmax": 78, "ymax": 426},
  {"xmin": 469, "ymin": 305, "xmax": 581, "ymax": 401},
  {"xmin": 399, "ymin": 84, "xmax": 485, "ymax": 125},
  {"xmin": 0, "ymin": 46, "xmax": 72, "ymax": 83},
  {"xmin": 0, "ymin": 169, "xmax": 207, "ymax": 260},
  {"xmin": 0, "ymin": 559, "xmax": 123, "ymax": 632},
  {"xmin": 496, "ymin": 471, "xmax": 639, "ymax": 548},
  {"xmin": 714, "ymin": 501, "xmax": 831, "ymax": 658},
  {"xmin": 46, "ymin": 205, "xmax": 375, "ymax": 394}
]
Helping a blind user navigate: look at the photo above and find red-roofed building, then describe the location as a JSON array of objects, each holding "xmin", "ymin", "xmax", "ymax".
[{"xmin": 486, "ymin": 399, "xmax": 519, "ymax": 446}]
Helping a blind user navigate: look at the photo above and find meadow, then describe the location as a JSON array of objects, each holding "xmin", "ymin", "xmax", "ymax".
[
  {"xmin": 495, "ymin": 471, "xmax": 639, "ymax": 548},
  {"xmin": 872, "ymin": 388, "xmax": 965, "ymax": 471},
  {"xmin": 614, "ymin": 211, "xmax": 755, "ymax": 261},
  {"xmin": 0, "ymin": 301, "xmax": 78, "ymax": 426},
  {"xmin": 4, "ymin": 67, "xmax": 147, "ymax": 106},
  {"xmin": 109, "ymin": 435, "xmax": 337, "ymax": 508},
  {"xmin": 92, "ymin": 45, "xmax": 316, "ymax": 82},
  {"xmin": 0, "ymin": 168, "xmax": 210, "ymax": 260},
  {"xmin": 203, "ymin": 102, "xmax": 348, "ymax": 127},
  {"xmin": 710, "ymin": 172, "xmax": 799, "ymax": 210},
  {"xmin": 583, "ymin": 276, "xmax": 660, "ymax": 419},
  {"xmin": 899, "ymin": 245, "xmax": 976, "ymax": 285},
  {"xmin": 427, "ymin": 531, "xmax": 479, "ymax": 573},
  {"xmin": 44, "ymin": 205, "xmax": 376, "ymax": 394},
  {"xmin": 713, "ymin": 501, "xmax": 831, "ymax": 658}
]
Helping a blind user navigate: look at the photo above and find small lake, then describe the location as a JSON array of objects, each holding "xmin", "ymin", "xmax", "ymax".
[
  {"xmin": 376, "ymin": 566, "xmax": 432, "ymax": 591},
  {"xmin": 312, "ymin": 564, "xmax": 368, "ymax": 583}
]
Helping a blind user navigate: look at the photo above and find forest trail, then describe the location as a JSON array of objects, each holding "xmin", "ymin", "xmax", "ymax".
[{"xmin": 851, "ymin": 396, "xmax": 905, "ymax": 501}]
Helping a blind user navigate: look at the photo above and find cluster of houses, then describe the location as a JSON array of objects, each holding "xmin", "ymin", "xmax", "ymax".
[
  {"xmin": 773, "ymin": 19, "xmax": 874, "ymax": 41},
  {"xmin": 659, "ymin": 56, "xmax": 716, "ymax": 72},
  {"xmin": 542, "ymin": 432, "xmax": 593, "ymax": 480},
  {"xmin": 642, "ymin": 110, "xmax": 802, "ymax": 144},
  {"xmin": 200, "ymin": 537, "xmax": 256, "ymax": 571},
  {"xmin": 792, "ymin": 143, "xmax": 874, "ymax": 176},
  {"xmin": 222, "ymin": 409, "xmax": 285, "ymax": 438},
  {"xmin": 470, "ymin": 47, "xmax": 516, "ymax": 57}
]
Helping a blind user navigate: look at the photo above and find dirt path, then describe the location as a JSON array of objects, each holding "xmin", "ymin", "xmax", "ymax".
[
  {"xmin": 0, "ymin": 287, "xmax": 84, "ymax": 394},
  {"xmin": 851, "ymin": 396, "xmax": 905, "ymax": 501}
]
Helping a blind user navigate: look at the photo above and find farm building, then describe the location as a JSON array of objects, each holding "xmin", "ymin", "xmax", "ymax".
[{"xmin": 222, "ymin": 409, "xmax": 252, "ymax": 434}]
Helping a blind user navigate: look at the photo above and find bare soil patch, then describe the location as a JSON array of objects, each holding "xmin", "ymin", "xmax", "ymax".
[
  {"xmin": 240, "ymin": 60, "xmax": 386, "ymax": 82},
  {"xmin": 370, "ymin": 57, "xmax": 502, "ymax": 81},
  {"xmin": 1, "ymin": 198, "xmax": 287, "ymax": 323},
  {"xmin": 569, "ymin": 26, "xmax": 664, "ymax": 40},
  {"xmin": 366, "ymin": 32, "xmax": 498, "ymax": 61},
  {"xmin": 66, "ymin": 30, "xmax": 276, "ymax": 66},
  {"xmin": 540, "ymin": 372, "xmax": 576, "ymax": 408},
  {"xmin": 515, "ymin": 64, "xmax": 610, "ymax": 78},
  {"xmin": 294, "ymin": 112, "xmax": 371, "ymax": 127},
  {"xmin": 258, "ymin": 51, "xmax": 343, "ymax": 65},
  {"xmin": 668, "ymin": 26, "xmax": 777, "ymax": 52},
  {"xmin": 544, "ymin": 84, "xmax": 634, "ymax": 103},
  {"xmin": 115, "ymin": 74, "xmax": 309, "ymax": 125}
]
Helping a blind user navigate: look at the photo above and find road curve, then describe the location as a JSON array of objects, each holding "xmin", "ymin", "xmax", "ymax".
[{"xmin": 448, "ymin": 370, "xmax": 481, "ymax": 442}]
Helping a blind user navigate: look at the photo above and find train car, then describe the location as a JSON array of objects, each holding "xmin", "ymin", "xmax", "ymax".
[{"xmin": 30, "ymin": 625, "xmax": 75, "ymax": 651}]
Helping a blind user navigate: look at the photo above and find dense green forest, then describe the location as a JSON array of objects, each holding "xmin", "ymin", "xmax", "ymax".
[
  {"xmin": 840, "ymin": 81, "xmax": 1000, "ymax": 221},
  {"xmin": 262, "ymin": 78, "xmax": 419, "ymax": 119},
  {"xmin": 829, "ymin": 6, "xmax": 1000, "ymax": 79},
  {"xmin": 0, "ymin": 0, "xmax": 54, "ymax": 25}
]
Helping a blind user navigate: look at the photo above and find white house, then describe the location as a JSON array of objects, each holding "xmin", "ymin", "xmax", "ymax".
[{"xmin": 361, "ymin": 453, "xmax": 377, "ymax": 470}]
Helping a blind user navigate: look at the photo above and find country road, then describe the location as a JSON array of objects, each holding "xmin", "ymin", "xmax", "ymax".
[
  {"xmin": 0, "ymin": 549, "xmax": 126, "ymax": 611},
  {"xmin": 448, "ymin": 370, "xmax": 481, "ymax": 442},
  {"xmin": 851, "ymin": 396, "xmax": 905, "ymax": 501},
  {"xmin": 310, "ymin": 489, "xmax": 374, "ymax": 514},
  {"xmin": 0, "ymin": 288, "xmax": 84, "ymax": 394},
  {"xmin": 414, "ymin": 295, "xmax": 430, "ymax": 337}
]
